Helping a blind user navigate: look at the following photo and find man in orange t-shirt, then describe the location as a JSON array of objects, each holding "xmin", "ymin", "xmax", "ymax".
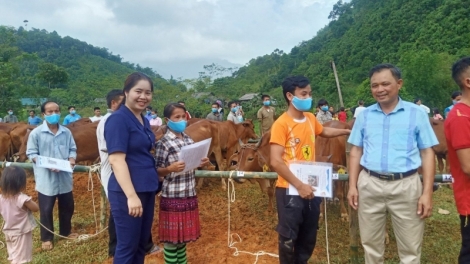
[
  {"xmin": 445, "ymin": 57, "xmax": 470, "ymax": 263},
  {"xmin": 270, "ymin": 76, "xmax": 350, "ymax": 263}
]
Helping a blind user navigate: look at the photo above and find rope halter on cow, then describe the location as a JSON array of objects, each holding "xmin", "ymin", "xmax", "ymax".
[{"xmin": 236, "ymin": 139, "xmax": 270, "ymax": 172}]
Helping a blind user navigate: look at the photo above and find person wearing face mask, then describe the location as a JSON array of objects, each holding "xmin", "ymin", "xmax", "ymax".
[
  {"xmin": 257, "ymin": 94, "xmax": 276, "ymax": 135},
  {"xmin": 315, "ymin": 99, "xmax": 333, "ymax": 124},
  {"xmin": 105, "ymin": 72, "xmax": 160, "ymax": 263},
  {"xmin": 144, "ymin": 106, "xmax": 153, "ymax": 121},
  {"xmin": 155, "ymin": 103, "xmax": 209, "ymax": 264},
  {"xmin": 444, "ymin": 91, "xmax": 462, "ymax": 118},
  {"xmin": 149, "ymin": 110, "xmax": 163, "ymax": 126},
  {"xmin": 206, "ymin": 102, "xmax": 223, "ymax": 121},
  {"xmin": 26, "ymin": 101, "xmax": 78, "ymax": 251},
  {"xmin": 226, "ymin": 101, "xmax": 241, "ymax": 124},
  {"xmin": 3, "ymin": 109, "xmax": 18, "ymax": 123},
  {"xmin": 62, "ymin": 106, "xmax": 81, "ymax": 125},
  {"xmin": 270, "ymin": 76, "xmax": 350, "ymax": 263}
]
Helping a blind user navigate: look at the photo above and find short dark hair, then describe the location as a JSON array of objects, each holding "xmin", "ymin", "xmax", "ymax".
[
  {"xmin": 29, "ymin": 110, "xmax": 35, "ymax": 114},
  {"xmin": 0, "ymin": 166, "xmax": 27, "ymax": 198},
  {"xmin": 317, "ymin": 99, "xmax": 328, "ymax": 107},
  {"xmin": 281, "ymin": 76, "xmax": 310, "ymax": 104},
  {"xmin": 452, "ymin": 57, "xmax": 470, "ymax": 88},
  {"xmin": 40, "ymin": 101, "xmax": 60, "ymax": 114},
  {"xmin": 261, "ymin": 95, "xmax": 270, "ymax": 100},
  {"xmin": 432, "ymin": 108, "xmax": 440, "ymax": 114},
  {"xmin": 146, "ymin": 106, "xmax": 153, "ymax": 110},
  {"xmin": 228, "ymin": 101, "xmax": 237, "ymax": 108},
  {"xmin": 163, "ymin": 103, "xmax": 186, "ymax": 118},
  {"xmin": 358, "ymin": 100, "xmax": 364, "ymax": 106},
  {"xmin": 94, "ymin": 107, "xmax": 100, "ymax": 111},
  {"xmin": 340, "ymin": 107, "xmax": 345, "ymax": 111},
  {"xmin": 211, "ymin": 102, "xmax": 219, "ymax": 107},
  {"xmin": 369, "ymin": 63, "xmax": 402, "ymax": 81},
  {"xmin": 413, "ymin": 98, "xmax": 421, "ymax": 104},
  {"xmin": 68, "ymin": 106, "xmax": 75, "ymax": 110},
  {"xmin": 451, "ymin": 91, "xmax": 462, "ymax": 99},
  {"xmin": 106, "ymin": 89, "xmax": 124, "ymax": 108},
  {"xmin": 123, "ymin": 72, "xmax": 154, "ymax": 104}
]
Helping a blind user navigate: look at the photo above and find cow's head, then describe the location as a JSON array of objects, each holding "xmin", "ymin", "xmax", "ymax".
[
  {"xmin": 238, "ymin": 119, "xmax": 257, "ymax": 140},
  {"xmin": 237, "ymin": 131, "xmax": 271, "ymax": 172}
]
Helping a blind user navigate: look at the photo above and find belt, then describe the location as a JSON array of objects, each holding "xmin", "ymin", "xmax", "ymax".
[{"xmin": 364, "ymin": 168, "xmax": 417, "ymax": 181}]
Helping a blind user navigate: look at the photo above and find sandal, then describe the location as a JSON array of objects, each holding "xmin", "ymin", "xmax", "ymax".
[
  {"xmin": 147, "ymin": 244, "xmax": 163, "ymax": 255},
  {"xmin": 42, "ymin": 241, "xmax": 53, "ymax": 251}
]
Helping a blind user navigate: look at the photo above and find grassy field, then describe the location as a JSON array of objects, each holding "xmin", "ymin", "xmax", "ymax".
[{"xmin": 0, "ymin": 174, "xmax": 462, "ymax": 264}]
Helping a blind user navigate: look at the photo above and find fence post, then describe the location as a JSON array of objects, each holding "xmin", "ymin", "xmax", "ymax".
[{"xmin": 346, "ymin": 142, "xmax": 360, "ymax": 263}]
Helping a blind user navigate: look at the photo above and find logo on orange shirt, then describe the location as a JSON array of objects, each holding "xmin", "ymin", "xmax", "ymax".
[{"xmin": 301, "ymin": 145, "xmax": 312, "ymax": 160}]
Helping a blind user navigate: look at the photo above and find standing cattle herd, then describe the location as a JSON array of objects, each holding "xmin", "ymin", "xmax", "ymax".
[{"xmin": 0, "ymin": 117, "xmax": 448, "ymax": 215}]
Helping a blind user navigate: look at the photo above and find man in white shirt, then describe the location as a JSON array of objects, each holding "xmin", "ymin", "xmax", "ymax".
[
  {"xmin": 414, "ymin": 98, "xmax": 431, "ymax": 115},
  {"xmin": 90, "ymin": 107, "xmax": 102, "ymax": 122},
  {"xmin": 353, "ymin": 100, "xmax": 367, "ymax": 118},
  {"xmin": 227, "ymin": 101, "xmax": 241, "ymax": 124}
]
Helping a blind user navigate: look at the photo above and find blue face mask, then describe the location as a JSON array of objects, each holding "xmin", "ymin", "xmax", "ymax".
[
  {"xmin": 151, "ymin": 114, "xmax": 157, "ymax": 119},
  {"xmin": 211, "ymin": 108, "xmax": 218, "ymax": 113},
  {"xmin": 167, "ymin": 119, "xmax": 187, "ymax": 133},
  {"xmin": 70, "ymin": 110, "xmax": 76, "ymax": 115},
  {"xmin": 231, "ymin": 107, "xmax": 238, "ymax": 113},
  {"xmin": 45, "ymin": 113, "xmax": 60, "ymax": 125},
  {"xmin": 292, "ymin": 96, "xmax": 313, "ymax": 112},
  {"xmin": 8, "ymin": 111, "xmax": 13, "ymax": 115},
  {"xmin": 146, "ymin": 110, "xmax": 151, "ymax": 114},
  {"xmin": 321, "ymin": 106, "xmax": 329, "ymax": 112},
  {"xmin": 453, "ymin": 100, "xmax": 459, "ymax": 105},
  {"xmin": 263, "ymin": 101, "xmax": 271, "ymax": 106}
]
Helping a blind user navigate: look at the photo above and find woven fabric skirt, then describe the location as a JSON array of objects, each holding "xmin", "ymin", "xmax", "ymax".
[{"xmin": 159, "ymin": 196, "xmax": 201, "ymax": 244}]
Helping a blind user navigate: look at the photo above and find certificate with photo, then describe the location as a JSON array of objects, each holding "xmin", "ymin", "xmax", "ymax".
[{"xmin": 287, "ymin": 161, "xmax": 333, "ymax": 198}]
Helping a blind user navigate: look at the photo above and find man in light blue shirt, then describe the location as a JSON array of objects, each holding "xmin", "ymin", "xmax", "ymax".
[
  {"xmin": 27, "ymin": 110, "xmax": 42, "ymax": 126},
  {"xmin": 26, "ymin": 101, "xmax": 77, "ymax": 250},
  {"xmin": 62, "ymin": 106, "xmax": 81, "ymax": 125},
  {"xmin": 347, "ymin": 64, "xmax": 438, "ymax": 264}
]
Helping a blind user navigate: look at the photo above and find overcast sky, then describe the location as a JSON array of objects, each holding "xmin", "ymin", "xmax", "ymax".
[{"xmin": 0, "ymin": 0, "xmax": 340, "ymax": 79}]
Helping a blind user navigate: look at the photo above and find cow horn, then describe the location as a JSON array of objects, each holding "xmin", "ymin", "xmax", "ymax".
[
  {"xmin": 327, "ymin": 154, "xmax": 332, "ymax": 161},
  {"xmin": 238, "ymin": 138, "xmax": 244, "ymax": 146},
  {"xmin": 255, "ymin": 139, "xmax": 262, "ymax": 148}
]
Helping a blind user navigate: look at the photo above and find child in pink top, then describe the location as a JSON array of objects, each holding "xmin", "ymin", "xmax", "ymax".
[
  {"xmin": 433, "ymin": 108, "xmax": 444, "ymax": 120},
  {"xmin": 0, "ymin": 166, "xmax": 39, "ymax": 264}
]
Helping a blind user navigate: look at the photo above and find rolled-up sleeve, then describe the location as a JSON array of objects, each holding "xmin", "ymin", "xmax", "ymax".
[
  {"xmin": 26, "ymin": 130, "xmax": 39, "ymax": 161},
  {"xmin": 105, "ymin": 115, "xmax": 129, "ymax": 154},
  {"xmin": 68, "ymin": 132, "xmax": 77, "ymax": 159},
  {"xmin": 416, "ymin": 111, "xmax": 439, "ymax": 149},
  {"xmin": 348, "ymin": 111, "xmax": 365, "ymax": 147}
]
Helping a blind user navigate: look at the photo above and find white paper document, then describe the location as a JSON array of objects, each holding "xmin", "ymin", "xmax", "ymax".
[
  {"xmin": 179, "ymin": 138, "xmax": 212, "ymax": 173},
  {"xmin": 36, "ymin": 155, "xmax": 73, "ymax": 173},
  {"xmin": 288, "ymin": 161, "xmax": 333, "ymax": 198}
]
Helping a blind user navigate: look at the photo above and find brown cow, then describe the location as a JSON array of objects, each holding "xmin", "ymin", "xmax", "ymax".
[
  {"xmin": 0, "ymin": 130, "xmax": 12, "ymax": 161},
  {"xmin": 184, "ymin": 119, "xmax": 257, "ymax": 190},
  {"xmin": 236, "ymin": 131, "xmax": 275, "ymax": 211},
  {"xmin": 15, "ymin": 121, "xmax": 99, "ymax": 164},
  {"xmin": 315, "ymin": 120, "xmax": 350, "ymax": 221}
]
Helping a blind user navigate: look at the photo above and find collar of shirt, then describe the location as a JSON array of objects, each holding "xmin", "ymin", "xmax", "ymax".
[
  {"xmin": 118, "ymin": 105, "xmax": 148, "ymax": 131},
  {"xmin": 371, "ymin": 97, "xmax": 405, "ymax": 114},
  {"xmin": 164, "ymin": 128, "xmax": 191, "ymax": 141},
  {"xmin": 40, "ymin": 122, "xmax": 66, "ymax": 136}
]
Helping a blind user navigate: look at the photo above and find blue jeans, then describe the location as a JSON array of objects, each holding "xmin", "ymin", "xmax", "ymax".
[{"xmin": 109, "ymin": 191, "xmax": 156, "ymax": 264}]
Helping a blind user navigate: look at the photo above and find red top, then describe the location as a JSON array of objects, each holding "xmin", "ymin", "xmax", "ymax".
[
  {"xmin": 338, "ymin": 111, "xmax": 347, "ymax": 122},
  {"xmin": 445, "ymin": 103, "xmax": 470, "ymax": 216}
]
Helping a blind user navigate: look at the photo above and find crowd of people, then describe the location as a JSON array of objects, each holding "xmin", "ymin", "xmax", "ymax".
[{"xmin": 1, "ymin": 57, "xmax": 470, "ymax": 264}]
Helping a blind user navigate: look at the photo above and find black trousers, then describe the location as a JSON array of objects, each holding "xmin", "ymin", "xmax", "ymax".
[
  {"xmin": 108, "ymin": 210, "xmax": 155, "ymax": 257},
  {"xmin": 275, "ymin": 187, "xmax": 321, "ymax": 264},
  {"xmin": 38, "ymin": 192, "xmax": 74, "ymax": 242},
  {"xmin": 459, "ymin": 215, "xmax": 470, "ymax": 264}
]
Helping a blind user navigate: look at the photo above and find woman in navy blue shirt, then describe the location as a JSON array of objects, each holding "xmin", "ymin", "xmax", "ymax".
[{"xmin": 105, "ymin": 72, "xmax": 159, "ymax": 264}]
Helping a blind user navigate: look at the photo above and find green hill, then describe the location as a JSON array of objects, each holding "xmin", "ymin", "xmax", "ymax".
[{"xmin": 207, "ymin": 0, "xmax": 470, "ymax": 112}]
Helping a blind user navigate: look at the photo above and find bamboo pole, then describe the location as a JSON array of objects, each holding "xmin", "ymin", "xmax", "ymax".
[{"xmin": 332, "ymin": 60, "xmax": 344, "ymax": 107}]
